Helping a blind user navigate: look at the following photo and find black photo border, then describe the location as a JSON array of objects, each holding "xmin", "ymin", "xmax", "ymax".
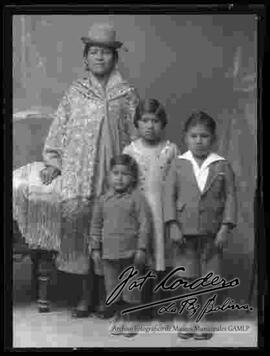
[{"xmin": 2, "ymin": 2, "xmax": 268, "ymax": 352}]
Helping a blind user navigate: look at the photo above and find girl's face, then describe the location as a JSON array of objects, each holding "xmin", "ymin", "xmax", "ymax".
[
  {"xmin": 109, "ymin": 164, "xmax": 133, "ymax": 193},
  {"xmin": 137, "ymin": 113, "xmax": 163, "ymax": 143},
  {"xmin": 185, "ymin": 124, "xmax": 214, "ymax": 158},
  {"xmin": 86, "ymin": 45, "xmax": 115, "ymax": 77}
]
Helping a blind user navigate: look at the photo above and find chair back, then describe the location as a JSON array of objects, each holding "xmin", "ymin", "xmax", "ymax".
[{"xmin": 13, "ymin": 115, "xmax": 53, "ymax": 169}]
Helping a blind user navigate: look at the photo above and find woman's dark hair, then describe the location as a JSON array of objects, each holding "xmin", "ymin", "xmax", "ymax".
[
  {"xmin": 110, "ymin": 154, "xmax": 138, "ymax": 188},
  {"xmin": 83, "ymin": 44, "xmax": 118, "ymax": 70},
  {"xmin": 134, "ymin": 98, "xmax": 168, "ymax": 128},
  {"xmin": 184, "ymin": 111, "xmax": 216, "ymax": 136}
]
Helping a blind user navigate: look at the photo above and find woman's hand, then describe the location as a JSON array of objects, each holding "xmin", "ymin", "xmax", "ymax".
[
  {"xmin": 134, "ymin": 249, "xmax": 146, "ymax": 268},
  {"xmin": 168, "ymin": 221, "xmax": 185, "ymax": 246},
  {"xmin": 40, "ymin": 166, "xmax": 60, "ymax": 185},
  {"xmin": 215, "ymin": 224, "xmax": 231, "ymax": 250}
]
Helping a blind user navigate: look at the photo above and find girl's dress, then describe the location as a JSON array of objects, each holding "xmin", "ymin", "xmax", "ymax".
[
  {"xmin": 123, "ymin": 138, "xmax": 179, "ymax": 271},
  {"xmin": 13, "ymin": 69, "xmax": 139, "ymax": 275}
]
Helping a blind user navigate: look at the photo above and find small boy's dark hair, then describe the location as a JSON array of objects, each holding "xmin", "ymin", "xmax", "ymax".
[
  {"xmin": 110, "ymin": 154, "xmax": 138, "ymax": 188},
  {"xmin": 184, "ymin": 111, "xmax": 217, "ymax": 136},
  {"xmin": 134, "ymin": 98, "xmax": 168, "ymax": 128}
]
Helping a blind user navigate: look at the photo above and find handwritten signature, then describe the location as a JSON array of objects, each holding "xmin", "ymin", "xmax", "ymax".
[{"xmin": 105, "ymin": 266, "xmax": 253, "ymax": 321}]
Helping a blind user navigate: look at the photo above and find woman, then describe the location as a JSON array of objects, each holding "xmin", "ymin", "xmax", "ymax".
[{"xmin": 13, "ymin": 23, "xmax": 139, "ymax": 317}]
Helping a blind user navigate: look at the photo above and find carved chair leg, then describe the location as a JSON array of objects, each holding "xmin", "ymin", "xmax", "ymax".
[
  {"xmin": 37, "ymin": 250, "xmax": 55, "ymax": 313},
  {"xmin": 30, "ymin": 251, "xmax": 39, "ymax": 301}
]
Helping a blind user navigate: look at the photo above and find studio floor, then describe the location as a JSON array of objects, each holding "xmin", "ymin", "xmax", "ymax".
[{"xmin": 12, "ymin": 256, "xmax": 258, "ymax": 349}]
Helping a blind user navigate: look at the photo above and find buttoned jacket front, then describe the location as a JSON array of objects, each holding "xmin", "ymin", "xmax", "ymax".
[
  {"xmin": 164, "ymin": 151, "xmax": 237, "ymax": 235},
  {"xmin": 90, "ymin": 189, "xmax": 152, "ymax": 259}
]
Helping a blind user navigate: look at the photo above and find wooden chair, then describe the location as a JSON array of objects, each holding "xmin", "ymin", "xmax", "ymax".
[{"xmin": 13, "ymin": 113, "xmax": 55, "ymax": 308}]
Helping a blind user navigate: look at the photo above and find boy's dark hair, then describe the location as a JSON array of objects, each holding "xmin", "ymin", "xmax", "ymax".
[
  {"xmin": 83, "ymin": 44, "xmax": 118, "ymax": 69},
  {"xmin": 110, "ymin": 154, "xmax": 138, "ymax": 188},
  {"xmin": 184, "ymin": 111, "xmax": 217, "ymax": 136},
  {"xmin": 134, "ymin": 98, "xmax": 168, "ymax": 128}
]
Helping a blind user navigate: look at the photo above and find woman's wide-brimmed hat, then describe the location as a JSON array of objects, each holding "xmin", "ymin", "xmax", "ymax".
[{"xmin": 81, "ymin": 23, "xmax": 123, "ymax": 49}]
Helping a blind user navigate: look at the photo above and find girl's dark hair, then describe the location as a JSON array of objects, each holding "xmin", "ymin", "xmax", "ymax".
[
  {"xmin": 134, "ymin": 98, "xmax": 168, "ymax": 128},
  {"xmin": 83, "ymin": 44, "xmax": 118, "ymax": 69},
  {"xmin": 110, "ymin": 154, "xmax": 138, "ymax": 188},
  {"xmin": 184, "ymin": 111, "xmax": 216, "ymax": 135}
]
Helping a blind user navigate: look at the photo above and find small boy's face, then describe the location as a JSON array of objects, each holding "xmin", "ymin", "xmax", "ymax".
[
  {"xmin": 185, "ymin": 124, "xmax": 214, "ymax": 158},
  {"xmin": 109, "ymin": 164, "xmax": 133, "ymax": 193},
  {"xmin": 137, "ymin": 113, "xmax": 163, "ymax": 143}
]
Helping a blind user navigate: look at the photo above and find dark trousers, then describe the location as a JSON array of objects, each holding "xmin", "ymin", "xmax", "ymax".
[
  {"xmin": 94, "ymin": 275, "xmax": 107, "ymax": 313},
  {"xmin": 140, "ymin": 267, "xmax": 173, "ymax": 321},
  {"xmin": 95, "ymin": 259, "xmax": 142, "ymax": 319},
  {"xmin": 103, "ymin": 259, "xmax": 141, "ymax": 305},
  {"xmin": 170, "ymin": 276, "xmax": 226, "ymax": 326}
]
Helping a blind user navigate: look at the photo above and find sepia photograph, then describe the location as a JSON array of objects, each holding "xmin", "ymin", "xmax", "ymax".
[{"xmin": 5, "ymin": 5, "xmax": 264, "ymax": 349}]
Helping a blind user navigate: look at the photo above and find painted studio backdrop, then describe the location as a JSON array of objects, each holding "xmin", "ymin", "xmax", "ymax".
[{"xmin": 13, "ymin": 14, "xmax": 257, "ymax": 304}]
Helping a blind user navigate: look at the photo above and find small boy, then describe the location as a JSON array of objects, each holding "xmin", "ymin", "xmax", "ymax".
[{"xmin": 90, "ymin": 154, "xmax": 152, "ymax": 337}]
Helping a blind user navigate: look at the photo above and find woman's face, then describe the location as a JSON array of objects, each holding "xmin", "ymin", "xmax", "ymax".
[
  {"xmin": 85, "ymin": 45, "xmax": 116, "ymax": 77},
  {"xmin": 137, "ymin": 113, "xmax": 163, "ymax": 143}
]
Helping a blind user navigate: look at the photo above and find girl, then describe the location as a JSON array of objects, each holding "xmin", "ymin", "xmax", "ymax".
[
  {"xmin": 123, "ymin": 99, "xmax": 179, "ymax": 319},
  {"xmin": 164, "ymin": 111, "xmax": 237, "ymax": 340},
  {"xmin": 90, "ymin": 154, "xmax": 152, "ymax": 337}
]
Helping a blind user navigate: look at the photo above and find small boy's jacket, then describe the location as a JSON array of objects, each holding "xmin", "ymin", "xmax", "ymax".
[
  {"xmin": 163, "ymin": 151, "xmax": 237, "ymax": 235},
  {"xmin": 90, "ymin": 189, "xmax": 152, "ymax": 259}
]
